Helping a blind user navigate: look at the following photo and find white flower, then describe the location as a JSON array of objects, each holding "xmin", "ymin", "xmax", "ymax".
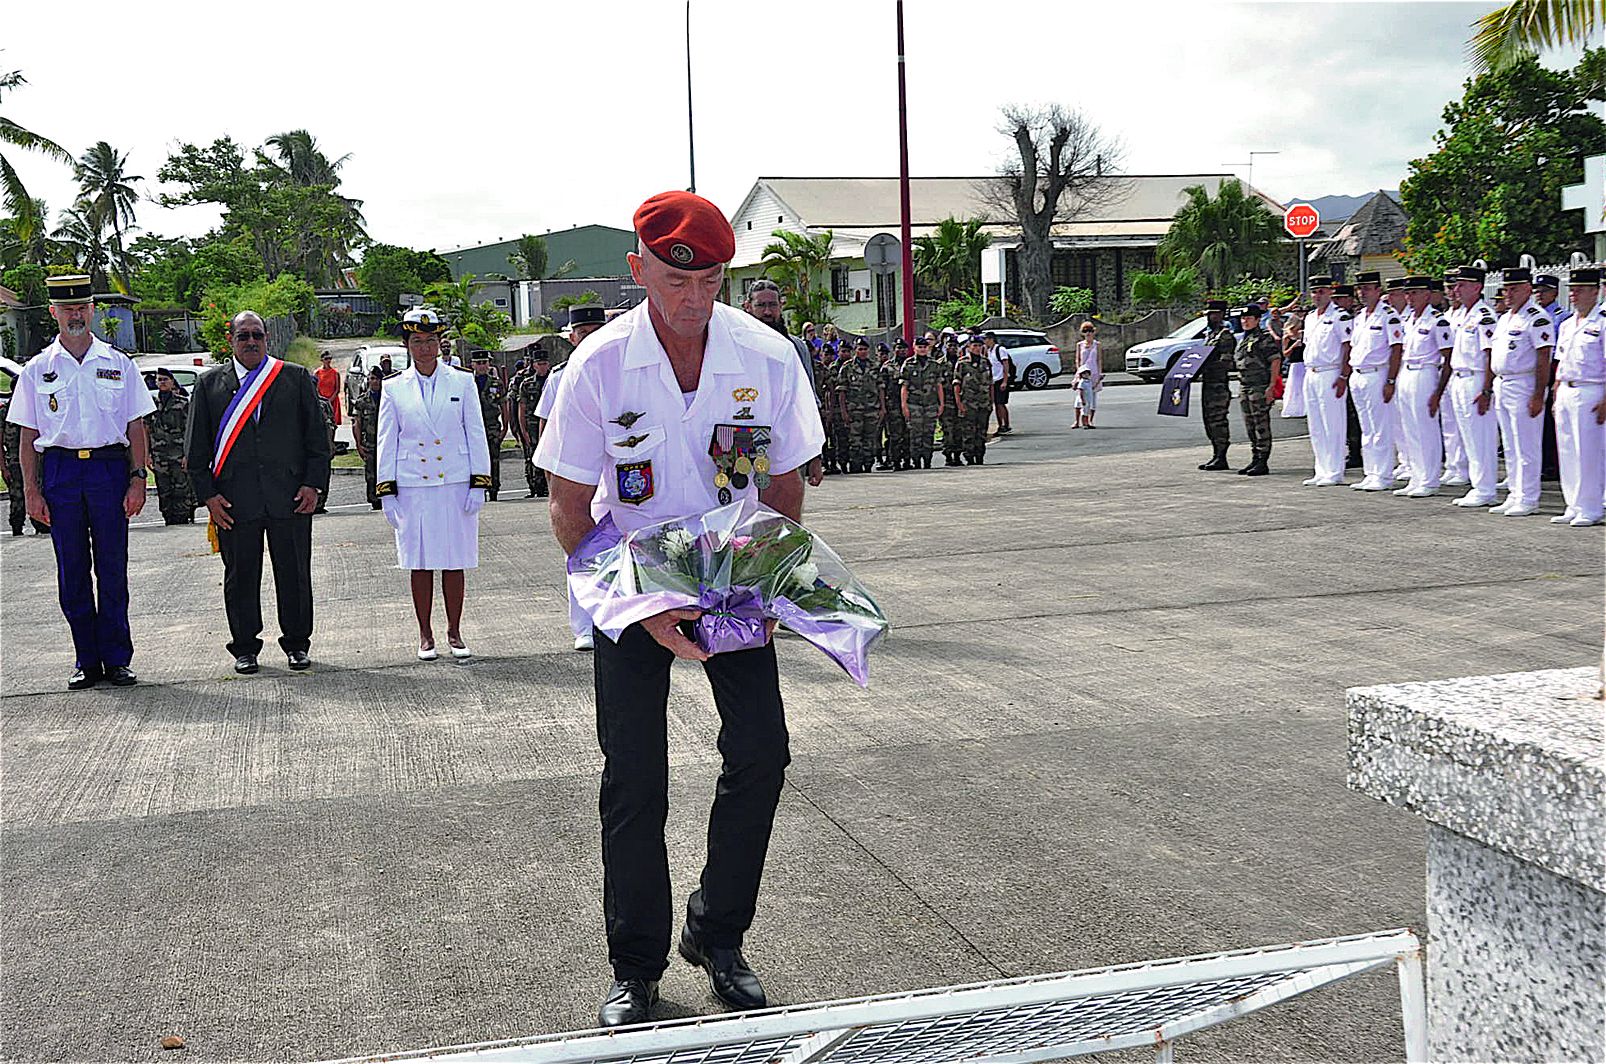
[
  {"xmin": 662, "ymin": 528, "xmax": 695, "ymax": 560},
  {"xmin": 789, "ymin": 562, "xmax": 819, "ymax": 589}
]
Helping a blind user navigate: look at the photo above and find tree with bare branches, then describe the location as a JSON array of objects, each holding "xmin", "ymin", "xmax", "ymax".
[{"xmin": 978, "ymin": 105, "xmax": 1126, "ymax": 321}]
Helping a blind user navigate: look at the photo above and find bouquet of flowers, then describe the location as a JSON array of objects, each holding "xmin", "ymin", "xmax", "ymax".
[{"xmin": 568, "ymin": 500, "xmax": 888, "ymax": 685}]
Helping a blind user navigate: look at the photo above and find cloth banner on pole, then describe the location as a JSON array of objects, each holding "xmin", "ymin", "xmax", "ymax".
[{"xmin": 1157, "ymin": 347, "xmax": 1213, "ymax": 417}]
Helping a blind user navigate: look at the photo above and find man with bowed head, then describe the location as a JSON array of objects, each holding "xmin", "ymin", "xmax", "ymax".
[{"xmin": 535, "ymin": 191, "xmax": 824, "ymax": 1028}]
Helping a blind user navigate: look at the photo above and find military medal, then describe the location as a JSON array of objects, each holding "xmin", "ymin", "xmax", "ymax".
[
  {"xmin": 734, "ymin": 455, "xmax": 752, "ymax": 475},
  {"xmin": 713, "ymin": 471, "xmax": 730, "ymax": 488},
  {"xmin": 754, "ymin": 472, "xmax": 771, "ymax": 490},
  {"xmin": 610, "ymin": 411, "xmax": 645, "ymax": 428},
  {"xmin": 717, "ymin": 487, "xmax": 732, "ymax": 505},
  {"xmin": 753, "ymin": 455, "xmax": 770, "ymax": 474},
  {"xmin": 48, "ymin": 395, "xmax": 58, "ymax": 412}
]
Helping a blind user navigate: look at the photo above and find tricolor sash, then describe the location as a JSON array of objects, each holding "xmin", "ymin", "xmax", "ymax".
[{"xmin": 212, "ymin": 356, "xmax": 284, "ymax": 476}]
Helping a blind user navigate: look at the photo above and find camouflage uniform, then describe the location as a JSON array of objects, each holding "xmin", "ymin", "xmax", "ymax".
[
  {"xmin": 828, "ymin": 352, "xmax": 852, "ymax": 471},
  {"xmin": 315, "ymin": 396, "xmax": 336, "ymax": 513},
  {"xmin": 518, "ymin": 369, "xmax": 550, "ymax": 497},
  {"xmin": 836, "ymin": 355, "xmax": 882, "ymax": 472},
  {"xmin": 1199, "ymin": 322, "xmax": 1237, "ymax": 465},
  {"xmin": 145, "ymin": 389, "xmax": 196, "ymax": 524},
  {"xmin": 954, "ymin": 352, "xmax": 993, "ymax": 463},
  {"xmin": 812, "ymin": 354, "xmax": 837, "ymax": 474},
  {"xmin": 900, "ymin": 354, "xmax": 945, "ymax": 468},
  {"xmin": 938, "ymin": 350, "xmax": 963, "ymax": 464},
  {"xmin": 351, "ymin": 388, "xmax": 382, "ymax": 508},
  {"xmin": 476, "ymin": 373, "xmax": 505, "ymax": 500},
  {"xmin": 877, "ymin": 358, "xmax": 909, "ymax": 470},
  {"xmin": 2, "ymin": 399, "xmax": 48, "ymax": 535},
  {"xmin": 1234, "ymin": 326, "xmax": 1281, "ymax": 466}
]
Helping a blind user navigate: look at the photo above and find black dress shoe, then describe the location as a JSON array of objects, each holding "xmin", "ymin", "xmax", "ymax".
[
  {"xmin": 105, "ymin": 665, "xmax": 137, "ymax": 686},
  {"xmin": 68, "ymin": 666, "xmax": 102, "ymax": 690},
  {"xmin": 679, "ymin": 926, "xmax": 767, "ymax": 1011},
  {"xmin": 1242, "ymin": 459, "xmax": 1270, "ymax": 477},
  {"xmin": 287, "ymin": 650, "xmax": 311, "ymax": 671},
  {"xmin": 234, "ymin": 654, "xmax": 259, "ymax": 675},
  {"xmin": 597, "ymin": 978, "xmax": 658, "ymax": 1028}
]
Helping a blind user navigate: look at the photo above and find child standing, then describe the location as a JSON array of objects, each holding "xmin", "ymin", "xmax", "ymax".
[{"xmin": 1073, "ymin": 322, "xmax": 1102, "ymax": 428}]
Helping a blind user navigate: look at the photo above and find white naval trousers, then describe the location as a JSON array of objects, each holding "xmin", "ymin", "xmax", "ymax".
[
  {"xmin": 1556, "ymin": 381, "xmax": 1606, "ymax": 522},
  {"xmin": 1493, "ymin": 375, "xmax": 1542, "ymax": 509},
  {"xmin": 1303, "ymin": 366, "xmax": 1346, "ymax": 482},
  {"xmin": 1349, "ymin": 369, "xmax": 1395, "ymax": 484},
  {"xmin": 1441, "ymin": 398, "xmax": 1467, "ymax": 480},
  {"xmin": 1396, "ymin": 364, "xmax": 1443, "ymax": 488},
  {"xmin": 1448, "ymin": 374, "xmax": 1499, "ymax": 500},
  {"xmin": 568, "ymin": 583, "xmax": 591, "ymax": 639},
  {"xmin": 1281, "ymin": 363, "xmax": 1308, "ymax": 418}
]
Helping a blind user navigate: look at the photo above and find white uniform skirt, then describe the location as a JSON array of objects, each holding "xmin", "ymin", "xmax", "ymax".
[
  {"xmin": 392, "ymin": 484, "xmax": 480, "ymax": 571},
  {"xmin": 1281, "ymin": 362, "xmax": 1308, "ymax": 417}
]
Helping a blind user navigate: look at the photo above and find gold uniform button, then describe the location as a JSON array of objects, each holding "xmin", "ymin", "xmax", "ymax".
[
  {"xmin": 434, "ymin": 438, "xmax": 441, "ymax": 445},
  {"xmin": 437, "ymin": 472, "xmax": 445, "ymax": 479}
]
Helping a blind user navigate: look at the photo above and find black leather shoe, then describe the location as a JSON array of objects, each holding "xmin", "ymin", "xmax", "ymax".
[
  {"xmin": 1242, "ymin": 459, "xmax": 1270, "ymax": 477},
  {"xmin": 597, "ymin": 978, "xmax": 658, "ymax": 1028},
  {"xmin": 679, "ymin": 926, "xmax": 767, "ymax": 1011},
  {"xmin": 287, "ymin": 650, "xmax": 311, "ymax": 671},
  {"xmin": 1198, "ymin": 453, "xmax": 1230, "ymax": 471},
  {"xmin": 105, "ymin": 665, "xmax": 137, "ymax": 686},
  {"xmin": 234, "ymin": 654, "xmax": 259, "ymax": 675},
  {"xmin": 68, "ymin": 666, "xmax": 102, "ymax": 690}
]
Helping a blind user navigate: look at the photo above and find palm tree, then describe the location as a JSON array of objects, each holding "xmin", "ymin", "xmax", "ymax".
[
  {"xmin": 0, "ymin": 64, "xmax": 74, "ymax": 219},
  {"xmin": 52, "ymin": 199, "xmax": 111, "ymax": 290},
  {"xmin": 1157, "ymin": 180, "xmax": 1285, "ymax": 291},
  {"xmin": 760, "ymin": 229, "xmax": 834, "ymax": 331},
  {"xmin": 1129, "ymin": 265, "xmax": 1201, "ymax": 306},
  {"xmin": 913, "ymin": 217, "xmax": 992, "ymax": 299},
  {"xmin": 1470, "ymin": 0, "xmax": 1601, "ymax": 73},
  {"xmin": 261, "ymin": 129, "xmax": 368, "ymax": 285},
  {"xmin": 76, "ymin": 141, "xmax": 142, "ymax": 291},
  {"xmin": 510, "ymin": 234, "xmax": 548, "ymax": 279}
]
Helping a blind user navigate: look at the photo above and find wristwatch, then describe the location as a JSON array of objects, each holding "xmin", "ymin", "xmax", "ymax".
[{"xmin": 129, "ymin": 467, "xmax": 148, "ymax": 481}]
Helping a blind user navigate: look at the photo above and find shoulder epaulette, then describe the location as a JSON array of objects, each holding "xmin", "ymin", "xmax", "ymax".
[
  {"xmin": 1386, "ymin": 316, "xmax": 1401, "ymax": 326},
  {"xmin": 1525, "ymin": 305, "xmax": 1541, "ymax": 315},
  {"xmin": 1480, "ymin": 315, "xmax": 1495, "ymax": 326},
  {"xmin": 1534, "ymin": 317, "xmax": 1551, "ymax": 328},
  {"xmin": 1435, "ymin": 318, "xmax": 1449, "ymax": 328},
  {"xmin": 1338, "ymin": 311, "xmax": 1352, "ymax": 320}
]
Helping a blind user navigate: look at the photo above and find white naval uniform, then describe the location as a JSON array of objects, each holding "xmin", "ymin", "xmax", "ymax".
[
  {"xmin": 375, "ymin": 363, "xmax": 492, "ymax": 570},
  {"xmin": 1300, "ymin": 302, "xmax": 1353, "ymax": 483},
  {"xmin": 534, "ymin": 301, "xmax": 825, "ymax": 534},
  {"xmin": 1396, "ymin": 305, "xmax": 1452, "ymax": 490},
  {"xmin": 1554, "ymin": 302, "xmax": 1606, "ymax": 524},
  {"xmin": 1348, "ymin": 301, "xmax": 1404, "ymax": 486},
  {"xmin": 1446, "ymin": 300, "xmax": 1499, "ymax": 502},
  {"xmin": 1436, "ymin": 305, "xmax": 1468, "ymax": 483},
  {"xmin": 1491, "ymin": 297, "xmax": 1555, "ymax": 511}
]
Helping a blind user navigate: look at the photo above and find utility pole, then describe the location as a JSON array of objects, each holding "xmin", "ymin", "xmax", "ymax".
[
  {"xmin": 686, "ymin": 0, "xmax": 696, "ymax": 193},
  {"xmin": 896, "ymin": 0, "xmax": 914, "ymax": 344}
]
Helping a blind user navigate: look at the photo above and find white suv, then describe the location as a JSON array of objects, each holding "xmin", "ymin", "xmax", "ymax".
[
  {"xmin": 989, "ymin": 330, "xmax": 1062, "ymax": 390},
  {"xmin": 1124, "ymin": 316, "xmax": 1217, "ymax": 382}
]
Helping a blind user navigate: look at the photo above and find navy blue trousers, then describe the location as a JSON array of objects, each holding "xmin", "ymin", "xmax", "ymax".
[{"xmin": 41, "ymin": 450, "xmax": 133, "ymax": 671}]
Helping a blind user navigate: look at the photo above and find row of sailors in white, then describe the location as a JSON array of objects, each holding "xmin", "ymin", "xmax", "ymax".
[{"xmin": 1301, "ymin": 268, "xmax": 1603, "ymax": 525}]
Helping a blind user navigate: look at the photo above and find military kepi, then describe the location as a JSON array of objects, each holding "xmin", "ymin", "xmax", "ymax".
[
  {"xmin": 1501, "ymin": 267, "xmax": 1532, "ymax": 284},
  {"xmin": 1204, "ymin": 298, "xmax": 1228, "ymax": 312},
  {"xmin": 1568, "ymin": 267, "xmax": 1603, "ymax": 286},
  {"xmin": 633, "ymin": 190, "xmax": 735, "ymax": 271},
  {"xmin": 1451, "ymin": 265, "xmax": 1487, "ymax": 283},
  {"xmin": 46, "ymin": 274, "xmax": 94, "ymax": 305},
  {"xmin": 569, "ymin": 304, "xmax": 607, "ymax": 327},
  {"xmin": 1354, "ymin": 270, "xmax": 1382, "ymax": 285},
  {"xmin": 1307, "ymin": 275, "xmax": 1334, "ymax": 289}
]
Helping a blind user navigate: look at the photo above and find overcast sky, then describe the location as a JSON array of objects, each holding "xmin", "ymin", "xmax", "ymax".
[{"xmin": 3, "ymin": 0, "xmax": 1585, "ymax": 255}]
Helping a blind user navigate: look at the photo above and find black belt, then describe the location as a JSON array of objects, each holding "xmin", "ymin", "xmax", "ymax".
[{"xmin": 45, "ymin": 444, "xmax": 128, "ymax": 459}]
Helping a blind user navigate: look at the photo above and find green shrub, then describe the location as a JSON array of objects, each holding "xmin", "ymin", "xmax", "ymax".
[
  {"xmin": 199, "ymin": 274, "xmax": 315, "ymax": 356},
  {"xmin": 1048, "ymin": 286, "xmax": 1094, "ymax": 318}
]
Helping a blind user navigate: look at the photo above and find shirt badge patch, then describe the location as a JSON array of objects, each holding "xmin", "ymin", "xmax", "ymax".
[
  {"xmin": 731, "ymin": 387, "xmax": 759, "ymax": 402},
  {"xmin": 96, "ymin": 368, "xmax": 121, "ymax": 381},
  {"xmin": 615, "ymin": 433, "xmax": 651, "ymax": 448},
  {"xmin": 610, "ymin": 411, "xmax": 645, "ymax": 428},
  {"xmin": 733, "ymin": 405, "xmax": 754, "ymax": 420},
  {"xmin": 41, "ymin": 372, "xmax": 57, "ymax": 383},
  {"xmin": 615, "ymin": 460, "xmax": 654, "ymax": 504}
]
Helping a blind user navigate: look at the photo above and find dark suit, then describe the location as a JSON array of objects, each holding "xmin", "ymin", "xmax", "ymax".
[{"xmin": 185, "ymin": 360, "xmax": 331, "ymax": 657}]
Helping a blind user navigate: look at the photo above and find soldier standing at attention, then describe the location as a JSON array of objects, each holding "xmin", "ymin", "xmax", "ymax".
[
  {"xmin": 900, "ymin": 333, "xmax": 944, "ymax": 469},
  {"xmin": 471, "ymin": 352, "xmax": 505, "ymax": 501},
  {"xmin": 813, "ymin": 346, "xmax": 836, "ymax": 474},
  {"xmin": 314, "ymin": 393, "xmax": 336, "ymax": 514},
  {"xmin": 955, "ymin": 334, "xmax": 993, "ymax": 465},
  {"xmin": 1333, "ymin": 283, "xmax": 1365, "ymax": 469},
  {"xmin": 1197, "ymin": 298, "xmax": 1237, "ymax": 470},
  {"xmin": 836, "ymin": 338, "xmax": 881, "ymax": 473},
  {"xmin": 1231, "ymin": 305, "xmax": 1281, "ymax": 476},
  {"xmin": 2, "ymin": 394, "xmax": 50, "ymax": 536},
  {"xmin": 146, "ymin": 368, "xmax": 196, "ymax": 524},
  {"xmin": 351, "ymin": 366, "xmax": 384, "ymax": 509},
  {"xmin": 517, "ymin": 350, "xmax": 553, "ymax": 498},
  {"xmin": 1347, "ymin": 271, "xmax": 1405, "ymax": 492},
  {"xmin": 938, "ymin": 335, "xmax": 963, "ymax": 465},
  {"xmin": 877, "ymin": 342, "xmax": 910, "ymax": 471}
]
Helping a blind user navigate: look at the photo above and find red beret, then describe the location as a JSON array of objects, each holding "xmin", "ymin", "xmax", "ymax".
[{"xmin": 633, "ymin": 190, "xmax": 734, "ymax": 271}]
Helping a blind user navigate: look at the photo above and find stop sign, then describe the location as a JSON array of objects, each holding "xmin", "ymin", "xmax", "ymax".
[{"xmin": 1284, "ymin": 203, "xmax": 1320, "ymax": 239}]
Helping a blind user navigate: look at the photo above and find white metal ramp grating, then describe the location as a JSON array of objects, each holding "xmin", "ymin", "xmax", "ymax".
[{"xmin": 332, "ymin": 929, "xmax": 1427, "ymax": 1064}]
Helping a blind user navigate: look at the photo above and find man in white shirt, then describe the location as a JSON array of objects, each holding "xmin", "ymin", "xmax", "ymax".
[
  {"xmin": 1489, "ymin": 267, "xmax": 1554, "ymax": 516},
  {"xmin": 982, "ymin": 331, "xmax": 1012, "ymax": 434},
  {"xmin": 4, "ymin": 275, "xmax": 154, "ymax": 690},
  {"xmin": 1392, "ymin": 277, "xmax": 1453, "ymax": 497},
  {"xmin": 1551, "ymin": 268, "xmax": 1606, "ymax": 527},
  {"xmin": 1346, "ymin": 271, "xmax": 1405, "ymax": 491},
  {"xmin": 1300, "ymin": 276, "xmax": 1354, "ymax": 486},
  {"xmin": 1437, "ymin": 266, "xmax": 1501, "ymax": 507},
  {"xmin": 536, "ymin": 191, "xmax": 824, "ymax": 1029}
]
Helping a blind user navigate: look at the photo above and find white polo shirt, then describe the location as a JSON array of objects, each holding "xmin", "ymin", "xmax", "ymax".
[
  {"xmin": 1303, "ymin": 303, "xmax": 1353, "ymax": 370},
  {"xmin": 1401, "ymin": 306, "xmax": 1452, "ymax": 368},
  {"xmin": 985, "ymin": 343, "xmax": 1008, "ymax": 383},
  {"xmin": 1448, "ymin": 300, "xmax": 1497, "ymax": 373},
  {"xmin": 1349, "ymin": 302, "xmax": 1405, "ymax": 370},
  {"xmin": 535, "ymin": 301, "xmax": 825, "ymax": 532},
  {"xmin": 1557, "ymin": 302, "xmax": 1606, "ymax": 384},
  {"xmin": 5, "ymin": 336, "xmax": 154, "ymax": 449},
  {"xmin": 1492, "ymin": 297, "xmax": 1554, "ymax": 377}
]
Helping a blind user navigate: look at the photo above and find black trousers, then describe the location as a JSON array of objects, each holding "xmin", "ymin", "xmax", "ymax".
[
  {"xmin": 217, "ymin": 514, "xmax": 314, "ymax": 656},
  {"xmin": 594, "ymin": 622, "xmax": 790, "ymax": 981}
]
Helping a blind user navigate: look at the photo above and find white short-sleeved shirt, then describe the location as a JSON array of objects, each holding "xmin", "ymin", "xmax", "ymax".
[
  {"xmin": 534, "ymin": 301, "xmax": 826, "ymax": 532},
  {"xmin": 4, "ymin": 336, "xmax": 155, "ymax": 449},
  {"xmin": 533, "ymin": 364, "xmax": 564, "ymax": 421},
  {"xmin": 1349, "ymin": 302, "xmax": 1405, "ymax": 370},
  {"xmin": 1448, "ymin": 300, "xmax": 1497, "ymax": 373},
  {"xmin": 1401, "ymin": 306, "xmax": 1453, "ymax": 367},
  {"xmin": 1492, "ymin": 297, "xmax": 1554, "ymax": 377},
  {"xmin": 1303, "ymin": 303, "xmax": 1354, "ymax": 370},
  {"xmin": 1557, "ymin": 302, "xmax": 1606, "ymax": 383},
  {"xmin": 985, "ymin": 345, "xmax": 1008, "ymax": 383}
]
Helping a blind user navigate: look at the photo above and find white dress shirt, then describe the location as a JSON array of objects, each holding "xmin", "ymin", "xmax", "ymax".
[
  {"xmin": 1401, "ymin": 306, "xmax": 1453, "ymax": 368},
  {"xmin": 5, "ymin": 336, "xmax": 154, "ymax": 448},
  {"xmin": 1557, "ymin": 302, "xmax": 1606, "ymax": 384},
  {"xmin": 1492, "ymin": 297, "xmax": 1555, "ymax": 377},
  {"xmin": 1448, "ymin": 300, "xmax": 1497, "ymax": 373},
  {"xmin": 1303, "ymin": 303, "xmax": 1354, "ymax": 370},
  {"xmin": 1349, "ymin": 302, "xmax": 1405, "ymax": 371}
]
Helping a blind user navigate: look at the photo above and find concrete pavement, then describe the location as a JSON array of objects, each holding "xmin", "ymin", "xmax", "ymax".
[{"xmin": 2, "ymin": 393, "xmax": 1600, "ymax": 1063}]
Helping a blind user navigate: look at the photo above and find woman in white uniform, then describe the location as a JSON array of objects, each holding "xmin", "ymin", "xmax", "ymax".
[{"xmin": 375, "ymin": 307, "xmax": 493, "ymax": 660}]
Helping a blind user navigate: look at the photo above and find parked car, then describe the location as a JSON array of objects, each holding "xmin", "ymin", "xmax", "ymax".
[
  {"xmin": 131, "ymin": 353, "xmax": 205, "ymax": 398},
  {"xmin": 0, "ymin": 355, "xmax": 22, "ymax": 394},
  {"xmin": 1124, "ymin": 315, "xmax": 1218, "ymax": 383},
  {"xmin": 990, "ymin": 330, "xmax": 1062, "ymax": 390},
  {"xmin": 345, "ymin": 344, "xmax": 409, "ymax": 408}
]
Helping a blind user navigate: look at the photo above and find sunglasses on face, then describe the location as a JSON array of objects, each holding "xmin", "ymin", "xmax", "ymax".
[{"xmin": 233, "ymin": 330, "xmax": 266, "ymax": 341}]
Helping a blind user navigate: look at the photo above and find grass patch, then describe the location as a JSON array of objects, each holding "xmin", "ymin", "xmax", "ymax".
[{"xmin": 285, "ymin": 336, "xmax": 322, "ymax": 369}]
